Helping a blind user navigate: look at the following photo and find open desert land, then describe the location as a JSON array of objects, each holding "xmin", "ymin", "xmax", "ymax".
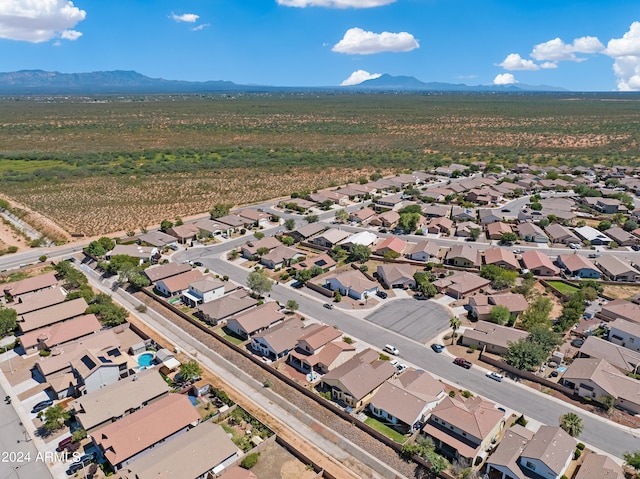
[{"xmin": 1, "ymin": 93, "xmax": 640, "ymax": 237}]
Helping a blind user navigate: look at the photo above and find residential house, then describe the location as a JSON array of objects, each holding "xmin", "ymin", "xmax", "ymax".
[
  {"xmin": 593, "ymin": 197, "xmax": 625, "ymax": 214},
  {"xmin": 321, "ymin": 348, "xmax": 397, "ymax": 409},
  {"xmin": 425, "ymin": 217, "xmax": 454, "ymax": 235},
  {"xmin": 422, "ymin": 204, "xmax": 451, "ymax": 219},
  {"xmin": 468, "ymin": 293, "xmax": 528, "ymax": 321},
  {"xmin": 368, "ymin": 370, "xmax": 445, "ymax": 433},
  {"xmin": 517, "ymin": 222, "xmax": 548, "ymax": 243},
  {"xmin": 455, "ymin": 222, "xmax": 481, "ymax": 238},
  {"xmin": 596, "ymin": 255, "xmax": 640, "ymax": 282},
  {"xmin": 287, "ymin": 222, "xmax": 327, "ymax": 243},
  {"xmin": 287, "ymin": 325, "xmax": 356, "ymax": 374},
  {"xmin": 241, "ymin": 237, "xmax": 281, "ymax": 259},
  {"xmin": 19, "ymin": 314, "xmax": 102, "ymax": 353},
  {"xmin": 577, "ymin": 335, "xmax": 640, "ymax": 373},
  {"xmin": 461, "ymin": 320, "xmax": 528, "ymax": 355},
  {"xmin": 225, "ymin": 302, "xmax": 285, "ymax": 340},
  {"xmin": 574, "ymin": 451, "xmax": 624, "ymax": 479},
  {"xmin": 11, "ymin": 287, "xmax": 66, "ymax": 315},
  {"xmin": 605, "ymin": 227, "xmax": 637, "ymax": 247},
  {"xmin": 197, "ymin": 290, "xmax": 257, "ymax": 326},
  {"xmin": 250, "ymin": 318, "xmax": 311, "ymax": 360},
  {"xmin": 369, "ymin": 211, "xmax": 400, "ymax": 228},
  {"xmin": 434, "ymin": 164, "xmax": 468, "ymax": 177},
  {"xmin": 260, "ymin": 245, "xmax": 305, "ymax": 269},
  {"xmin": 556, "ymin": 254, "xmax": 601, "ymax": 279},
  {"xmin": 376, "ymin": 263, "xmax": 416, "ymax": 289},
  {"xmin": 574, "ymin": 226, "xmax": 612, "ymax": 246},
  {"xmin": 154, "ymin": 270, "xmax": 203, "ymax": 297},
  {"xmin": 483, "ymin": 248, "xmax": 520, "ymax": 271},
  {"xmin": 143, "ymin": 263, "xmax": 192, "ymax": 283},
  {"xmin": 2, "ymin": 272, "xmax": 57, "ymax": 299},
  {"xmin": 91, "ymin": 393, "xmax": 200, "ymax": 470},
  {"xmin": 375, "ymin": 236, "xmax": 408, "ymax": 257},
  {"xmin": 451, "ymin": 207, "xmax": 477, "ymax": 222},
  {"xmin": 478, "ymin": 210, "xmax": 502, "ymax": 225},
  {"xmin": 71, "ymin": 347, "xmax": 130, "ymax": 396},
  {"xmin": 289, "ymin": 253, "xmax": 337, "ymax": 273},
  {"xmin": 339, "ymin": 231, "xmax": 378, "ymax": 250},
  {"xmin": 237, "ymin": 208, "xmax": 270, "ymax": 227},
  {"xmin": 119, "ymin": 422, "xmax": 239, "ymax": 479},
  {"xmin": 311, "ymin": 229, "xmax": 351, "ymax": 249},
  {"xmin": 324, "ymin": 269, "xmax": 379, "ymax": 301},
  {"xmin": 18, "ymin": 297, "xmax": 89, "ymax": 333},
  {"xmin": 165, "ymin": 224, "xmax": 200, "ymax": 244},
  {"xmin": 520, "ymin": 250, "xmax": 559, "ymax": 276},
  {"xmin": 138, "ymin": 231, "xmax": 179, "ymax": 248},
  {"xmin": 349, "ymin": 207, "xmax": 377, "ymax": 225},
  {"xmin": 69, "ymin": 369, "xmax": 169, "ymax": 432},
  {"xmin": 280, "ymin": 198, "xmax": 315, "ymax": 211},
  {"xmin": 545, "ymin": 224, "xmax": 580, "ymax": 245},
  {"xmin": 308, "ymin": 190, "xmax": 348, "ymax": 205},
  {"xmin": 421, "ymin": 395, "xmax": 504, "ymax": 467},
  {"xmin": 432, "ymin": 271, "xmax": 491, "ymax": 299},
  {"xmin": 106, "ymin": 245, "xmax": 159, "ymax": 263},
  {"xmin": 561, "ymin": 358, "xmax": 640, "ymax": 414},
  {"xmin": 600, "ymin": 299, "xmax": 640, "ymax": 324},
  {"xmin": 408, "ymin": 241, "xmax": 441, "ymax": 262},
  {"xmin": 486, "ymin": 222, "xmax": 513, "ymax": 241},
  {"xmin": 609, "ymin": 318, "xmax": 640, "ymax": 354},
  {"xmin": 192, "ymin": 219, "xmax": 223, "ymax": 237},
  {"xmin": 445, "ymin": 245, "xmax": 480, "ymax": 268},
  {"xmin": 215, "ymin": 214, "xmax": 247, "ymax": 231},
  {"xmin": 484, "ymin": 425, "xmax": 535, "ymax": 479},
  {"xmin": 182, "ymin": 276, "xmax": 226, "ymax": 307}
]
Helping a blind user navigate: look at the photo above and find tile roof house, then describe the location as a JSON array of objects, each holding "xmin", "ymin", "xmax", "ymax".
[
  {"xmin": 596, "ymin": 255, "xmax": 640, "ymax": 282},
  {"xmin": 368, "ymin": 370, "xmax": 445, "ymax": 433},
  {"xmin": 561, "ymin": 357, "xmax": 640, "ymax": 414},
  {"xmin": 486, "ymin": 222, "xmax": 513, "ymax": 240},
  {"xmin": 608, "ymin": 318, "xmax": 640, "ymax": 354},
  {"xmin": 520, "ymin": 250, "xmax": 559, "ymax": 276},
  {"xmin": 321, "ymin": 348, "xmax": 397, "ymax": 409},
  {"xmin": 287, "ymin": 222, "xmax": 327, "ymax": 243},
  {"xmin": 445, "ymin": 245, "xmax": 480, "ymax": 268},
  {"xmin": 250, "ymin": 318, "xmax": 311, "ymax": 360},
  {"xmin": 573, "ymin": 451, "xmax": 624, "ymax": 479},
  {"xmin": 241, "ymin": 236, "xmax": 282, "ymax": 259},
  {"xmin": 369, "ymin": 210, "xmax": 400, "ymax": 228},
  {"xmin": 349, "ymin": 207, "xmax": 377, "ymax": 224},
  {"xmin": 119, "ymin": 421, "xmax": 239, "ymax": 479},
  {"xmin": 311, "ymin": 228, "xmax": 352, "ymax": 249},
  {"xmin": 604, "ymin": 227, "xmax": 638, "ymax": 247},
  {"xmin": 478, "ymin": 209, "xmax": 502, "ymax": 225},
  {"xmin": 91, "ymin": 393, "xmax": 200, "ymax": 470},
  {"xmin": 376, "ymin": 263, "xmax": 416, "ymax": 289},
  {"xmin": 545, "ymin": 223, "xmax": 581, "ymax": 244},
  {"xmin": 18, "ymin": 297, "xmax": 89, "ymax": 333},
  {"xmin": 425, "ymin": 217, "xmax": 454, "ymax": 235},
  {"xmin": 324, "ymin": 269, "xmax": 379, "ymax": 301},
  {"xmin": 516, "ymin": 222, "xmax": 549, "ymax": 243},
  {"xmin": 289, "ymin": 253, "xmax": 337, "ymax": 272},
  {"xmin": 556, "ymin": 254, "xmax": 601, "ymax": 279},
  {"xmin": 192, "ymin": 219, "xmax": 224, "ymax": 237},
  {"xmin": 69, "ymin": 369, "xmax": 169, "ymax": 432},
  {"xmin": 166, "ymin": 224, "xmax": 200, "ymax": 244},
  {"xmin": 577, "ymin": 334, "xmax": 640, "ymax": 373},
  {"xmin": 600, "ymin": 298, "xmax": 640, "ymax": 324},
  {"xmin": 154, "ymin": 269, "xmax": 203, "ymax": 297},
  {"xmin": 182, "ymin": 276, "xmax": 226, "ymax": 307},
  {"xmin": 260, "ymin": 245, "xmax": 305, "ymax": 269},
  {"xmin": 225, "ymin": 302, "xmax": 285, "ymax": 340},
  {"xmin": 407, "ymin": 241, "xmax": 441, "ymax": 262},
  {"xmin": 143, "ymin": 262, "xmax": 192, "ymax": 283},
  {"xmin": 483, "ymin": 248, "xmax": 520, "ymax": 271},
  {"xmin": 461, "ymin": 320, "xmax": 529, "ymax": 355},
  {"xmin": 287, "ymin": 325, "xmax": 356, "ymax": 375},
  {"xmin": 455, "ymin": 221, "xmax": 481, "ymax": 238},
  {"xmin": 237, "ymin": 208, "xmax": 270, "ymax": 226},
  {"xmin": 138, "ymin": 230, "xmax": 179, "ymax": 248},
  {"xmin": 374, "ymin": 236, "xmax": 408, "ymax": 256},
  {"xmin": 484, "ymin": 425, "xmax": 535, "ymax": 479},
  {"xmin": 19, "ymin": 313, "xmax": 102, "ymax": 352},
  {"xmin": 339, "ymin": 231, "xmax": 379, "ymax": 250},
  {"xmin": 421, "ymin": 395, "xmax": 505, "ymax": 467},
  {"xmin": 432, "ymin": 271, "xmax": 490, "ymax": 299},
  {"xmin": 107, "ymin": 244, "xmax": 159, "ymax": 262},
  {"xmin": 11, "ymin": 287, "xmax": 66, "ymax": 315},
  {"xmin": 2, "ymin": 272, "xmax": 57, "ymax": 298},
  {"xmin": 197, "ymin": 290, "xmax": 257, "ymax": 326}
]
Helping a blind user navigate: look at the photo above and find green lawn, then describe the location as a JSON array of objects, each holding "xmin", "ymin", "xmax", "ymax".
[
  {"xmin": 546, "ymin": 280, "xmax": 579, "ymax": 295},
  {"xmin": 217, "ymin": 327, "xmax": 246, "ymax": 345},
  {"xmin": 364, "ymin": 414, "xmax": 408, "ymax": 443}
]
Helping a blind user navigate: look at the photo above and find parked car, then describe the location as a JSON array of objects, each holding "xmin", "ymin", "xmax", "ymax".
[
  {"xmin": 66, "ymin": 455, "xmax": 95, "ymax": 475},
  {"xmin": 569, "ymin": 243, "xmax": 582, "ymax": 250},
  {"xmin": 431, "ymin": 344, "xmax": 445, "ymax": 353},
  {"xmin": 513, "ymin": 249, "xmax": 524, "ymax": 254},
  {"xmin": 323, "ymin": 303, "xmax": 334, "ymax": 310},
  {"xmin": 486, "ymin": 372, "xmax": 504, "ymax": 382},
  {"xmin": 31, "ymin": 399, "xmax": 53, "ymax": 414},
  {"xmin": 453, "ymin": 357, "xmax": 472, "ymax": 369},
  {"xmin": 193, "ymin": 261, "xmax": 204, "ymax": 267},
  {"xmin": 633, "ymin": 245, "xmax": 640, "ymax": 251},
  {"xmin": 588, "ymin": 253, "xmax": 601, "ymax": 258},
  {"xmin": 549, "ymin": 371, "xmax": 559, "ymax": 378},
  {"xmin": 396, "ymin": 363, "xmax": 408, "ymax": 373},
  {"xmin": 383, "ymin": 344, "xmax": 399, "ymax": 355},
  {"xmin": 57, "ymin": 436, "xmax": 74, "ymax": 452},
  {"xmin": 501, "ymin": 208, "xmax": 511, "ymax": 212},
  {"xmin": 376, "ymin": 290, "xmax": 388, "ymax": 299}
]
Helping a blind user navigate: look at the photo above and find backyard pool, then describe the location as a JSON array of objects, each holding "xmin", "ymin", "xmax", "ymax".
[{"xmin": 137, "ymin": 352, "xmax": 155, "ymax": 368}]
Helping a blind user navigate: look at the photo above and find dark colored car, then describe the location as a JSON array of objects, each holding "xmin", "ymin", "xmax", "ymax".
[
  {"xmin": 31, "ymin": 399, "xmax": 53, "ymax": 414},
  {"xmin": 376, "ymin": 291, "xmax": 388, "ymax": 299},
  {"xmin": 431, "ymin": 344, "xmax": 444, "ymax": 353},
  {"xmin": 193, "ymin": 261, "xmax": 204, "ymax": 267},
  {"xmin": 57, "ymin": 436, "xmax": 74, "ymax": 452},
  {"xmin": 66, "ymin": 457, "xmax": 94, "ymax": 476},
  {"xmin": 454, "ymin": 357, "xmax": 472, "ymax": 369}
]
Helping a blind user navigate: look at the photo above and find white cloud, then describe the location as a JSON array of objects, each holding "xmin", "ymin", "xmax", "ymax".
[
  {"xmin": 498, "ymin": 53, "xmax": 540, "ymax": 71},
  {"xmin": 531, "ymin": 36, "xmax": 604, "ymax": 62},
  {"xmin": 540, "ymin": 62, "xmax": 557, "ymax": 69},
  {"xmin": 277, "ymin": 0, "xmax": 395, "ymax": 8},
  {"xmin": 340, "ymin": 70, "xmax": 382, "ymax": 86},
  {"xmin": 191, "ymin": 23, "xmax": 210, "ymax": 32},
  {"xmin": 606, "ymin": 22, "xmax": 640, "ymax": 91},
  {"xmin": 493, "ymin": 73, "xmax": 518, "ymax": 85},
  {"xmin": 332, "ymin": 27, "xmax": 419, "ymax": 55},
  {"xmin": 171, "ymin": 13, "xmax": 199, "ymax": 23},
  {"xmin": 0, "ymin": 0, "xmax": 86, "ymax": 43}
]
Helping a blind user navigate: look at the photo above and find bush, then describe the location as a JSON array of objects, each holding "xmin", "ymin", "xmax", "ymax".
[
  {"xmin": 443, "ymin": 334, "xmax": 451, "ymax": 341},
  {"xmin": 576, "ymin": 442, "xmax": 585, "ymax": 450},
  {"xmin": 343, "ymin": 336, "xmax": 353, "ymax": 344},
  {"xmin": 240, "ymin": 453, "xmax": 260, "ymax": 469},
  {"xmin": 39, "ymin": 255, "xmax": 47, "ymax": 262},
  {"xmin": 514, "ymin": 415, "xmax": 528, "ymax": 427},
  {"xmin": 7, "ymin": 246, "xmax": 18, "ymax": 254},
  {"xmin": 574, "ymin": 449, "xmax": 581, "ymax": 460},
  {"xmin": 448, "ymin": 390, "xmax": 456, "ymax": 397},
  {"xmin": 461, "ymin": 390, "xmax": 473, "ymax": 398},
  {"xmin": 39, "ymin": 349, "xmax": 51, "ymax": 357}
]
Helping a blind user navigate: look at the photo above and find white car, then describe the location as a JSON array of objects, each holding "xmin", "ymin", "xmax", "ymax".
[
  {"xmin": 486, "ymin": 372, "xmax": 504, "ymax": 382},
  {"xmin": 396, "ymin": 363, "xmax": 408, "ymax": 373},
  {"xmin": 569, "ymin": 243, "xmax": 582, "ymax": 250}
]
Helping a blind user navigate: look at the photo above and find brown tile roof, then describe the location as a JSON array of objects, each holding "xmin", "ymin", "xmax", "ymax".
[
  {"xmin": 156, "ymin": 269, "xmax": 203, "ymax": 294},
  {"xmin": 446, "ymin": 244, "xmax": 480, "ymax": 265},
  {"xmin": 520, "ymin": 426, "xmax": 575, "ymax": 476},
  {"xmin": 375, "ymin": 236, "xmax": 408, "ymax": 255},
  {"xmin": 228, "ymin": 302, "xmax": 285, "ymax": 335},
  {"xmin": 143, "ymin": 263, "xmax": 192, "ymax": 283},
  {"xmin": 197, "ymin": 290, "xmax": 257, "ymax": 322},
  {"xmin": 252, "ymin": 319, "xmax": 311, "ymax": 355},
  {"xmin": 557, "ymin": 254, "xmax": 598, "ymax": 273},
  {"xmin": 11, "ymin": 287, "xmax": 66, "ymax": 315},
  {"xmin": 93, "ymin": 393, "xmax": 200, "ymax": 467},
  {"xmin": 483, "ymin": 248, "xmax": 519, "ymax": 270},
  {"xmin": 19, "ymin": 313, "xmax": 102, "ymax": 350},
  {"xmin": 486, "ymin": 425, "xmax": 534, "ymax": 479},
  {"xmin": 297, "ymin": 324, "xmax": 342, "ymax": 351},
  {"xmin": 3, "ymin": 272, "xmax": 57, "ymax": 297},
  {"xmin": 463, "ymin": 321, "xmax": 529, "ymax": 350},
  {"xmin": 19, "ymin": 297, "xmax": 89, "ymax": 333},
  {"xmin": 409, "ymin": 240, "xmax": 440, "ymax": 257},
  {"xmin": 218, "ymin": 466, "xmax": 258, "ymax": 479},
  {"xmin": 432, "ymin": 271, "xmax": 490, "ymax": 296},
  {"xmin": 430, "ymin": 395, "xmax": 503, "ymax": 440},
  {"xmin": 563, "ymin": 357, "xmax": 640, "ymax": 404},
  {"xmin": 574, "ymin": 451, "xmax": 624, "ymax": 479},
  {"xmin": 521, "ymin": 250, "xmax": 559, "ymax": 274},
  {"xmin": 601, "ymin": 299, "xmax": 640, "ymax": 324},
  {"xmin": 579, "ymin": 335, "xmax": 640, "ymax": 373}
]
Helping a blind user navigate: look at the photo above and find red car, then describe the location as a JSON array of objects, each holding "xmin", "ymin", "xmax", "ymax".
[{"xmin": 454, "ymin": 357, "xmax": 472, "ymax": 369}]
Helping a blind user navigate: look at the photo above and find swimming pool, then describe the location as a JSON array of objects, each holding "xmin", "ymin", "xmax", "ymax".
[{"xmin": 137, "ymin": 353, "xmax": 155, "ymax": 368}]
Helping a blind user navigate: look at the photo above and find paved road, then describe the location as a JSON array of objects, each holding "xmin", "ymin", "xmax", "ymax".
[
  {"xmin": 175, "ymin": 244, "xmax": 640, "ymax": 460},
  {"xmin": 364, "ymin": 299, "xmax": 451, "ymax": 344}
]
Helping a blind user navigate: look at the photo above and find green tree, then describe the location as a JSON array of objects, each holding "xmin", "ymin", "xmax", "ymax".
[
  {"xmin": 449, "ymin": 317, "xmax": 461, "ymax": 345},
  {"xmin": 488, "ymin": 305, "xmax": 511, "ymax": 326},
  {"xmin": 398, "ymin": 212, "xmax": 421, "ymax": 232},
  {"xmin": 624, "ymin": 451, "xmax": 640, "ymax": 472},
  {"xmin": 505, "ymin": 339, "xmax": 547, "ymax": 370},
  {"xmin": 500, "ymin": 232, "xmax": 518, "ymax": 244},
  {"xmin": 284, "ymin": 218, "xmax": 296, "ymax": 231},
  {"xmin": 598, "ymin": 220, "xmax": 612, "ymax": 231},
  {"xmin": 0, "ymin": 308, "xmax": 17, "ymax": 336},
  {"xmin": 530, "ymin": 202, "xmax": 542, "ymax": 211},
  {"xmin": 280, "ymin": 236, "xmax": 294, "ymax": 246},
  {"xmin": 247, "ymin": 269, "xmax": 273, "ymax": 297},
  {"xmin": 469, "ymin": 228, "xmax": 481, "ymax": 241},
  {"xmin": 253, "ymin": 231, "xmax": 265, "ymax": 240},
  {"xmin": 286, "ymin": 299, "xmax": 299, "ymax": 312},
  {"xmin": 305, "ymin": 214, "xmax": 319, "ymax": 223},
  {"xmin": 174, "ymin": 217, "xmax": 184, "ymax": 226},
  {"xmin": 295, "ymin": 269, "xmax": 312, "ymax": 284},
  {"xmin": 86, "ymin": 294, "xmax": 128, "ymax": 327},
  {"xmin": 42, "ymin": 404, "xmax": 70, "ymax": 432},
  {"xmin": 334, "ymin": 291, "xmax": 342, "ymax": 302},
  {"xmin": 210, "ymin": 203, "xmax": 231, "ymax": 219},
  {"xmin": 519, "ymin": 296, "xmax": 553, "ymax": 331},
  {"xmin": 559, "ymin": 412, "xmax": 584, "ymax": 437},
  {"xmin": 160, "ymin": 219, "xmax": 173, "ymax": 232},
  {"xmin": 624, "ymin": 220, "xmax": 639, "ymax": 232},
  {"xmin": 335, "ymin": 209, "xmax": 349, "ymax": 223},
  {"xmin": 348, "ymin": 244, "xmax": 371, "ymax": 264},
  {"xmin": 597, "ymin": 394, "xmax": 615, "ymax": 415},
  {"xmin": 383, "ymin": 250, "xmax": 401, "ymax": 262},
  {"xmin": 529, "ymin": 326, "xmax": 562, "ymax": 354},
  {"xmin": 179, "ymin": 361, "xmax": 202, "ymax": 383}
]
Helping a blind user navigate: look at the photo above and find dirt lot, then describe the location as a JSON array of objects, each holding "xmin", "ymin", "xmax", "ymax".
[
  {"xmin": 251, "ymin": 440, "xmax": 317, "ymax": 479},
  {"xmin": 602, "ymin": 284, "xmax": 640, "ymax": 300}
]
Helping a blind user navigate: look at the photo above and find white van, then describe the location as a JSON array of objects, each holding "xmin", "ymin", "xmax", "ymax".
[{"xmin": 383, "ymin": 344, "xmax": 399, "ymax": 355}]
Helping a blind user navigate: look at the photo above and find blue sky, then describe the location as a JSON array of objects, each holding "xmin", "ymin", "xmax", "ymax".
[{"xmin": 1, "ymin": 0, "xmax": 639, "ymax": 91}]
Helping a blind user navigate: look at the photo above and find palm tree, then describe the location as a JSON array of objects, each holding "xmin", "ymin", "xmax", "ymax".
[
  {"xmin": 559, "ymin": 412, "xmax": 584, "ymax": 437},
  {"xmin": 449, "ymin": 316, "xmax": 461, "ymax": 345}
]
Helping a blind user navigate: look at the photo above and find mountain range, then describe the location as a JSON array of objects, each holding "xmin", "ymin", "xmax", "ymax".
[{"xmin": 0, "ymin": 70, "xmax": 568, "ymax": 94}]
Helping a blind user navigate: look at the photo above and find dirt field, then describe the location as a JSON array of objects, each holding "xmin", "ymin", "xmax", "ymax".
[{"xmin": 602, "ymin": 284, "xmax": 640, "ymax": 300}]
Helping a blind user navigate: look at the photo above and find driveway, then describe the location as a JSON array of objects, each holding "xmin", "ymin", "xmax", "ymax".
[{"xmin": 364, "ymin": 298, "xmax": 451, "ymax": 344}]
